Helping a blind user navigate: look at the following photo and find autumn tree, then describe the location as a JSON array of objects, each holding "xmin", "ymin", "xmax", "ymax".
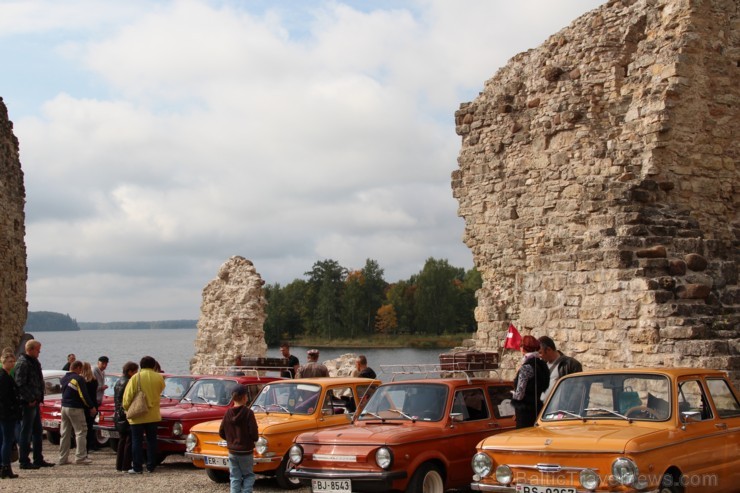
[{"xmin": 375, "ymin": 304, "xmax": 398, "ymax": 334}]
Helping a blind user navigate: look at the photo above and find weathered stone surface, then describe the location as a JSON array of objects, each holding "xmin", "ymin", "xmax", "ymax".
[
  {"xmin": 452, "ymin": 0, "xmax": 739, "ymax": 387},
  {"xmin": 190, "ymin": 256, "xmax": 267, "ymax": 374},
  {"xmin": 0, "ymin": 98, "xmax": 28, "ymax": 352}
]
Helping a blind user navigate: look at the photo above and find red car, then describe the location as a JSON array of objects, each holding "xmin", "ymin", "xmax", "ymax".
[
  {"xmin": 154, "ymin": 374, "xmax": 280, "ymax": 463},
  {"xmin": 41, "ymin": 373, "xmax": 120, "ymax": 448},
  {"xmin": 95, "ymin": 374, "xmax": 199, "ymax": 450}
]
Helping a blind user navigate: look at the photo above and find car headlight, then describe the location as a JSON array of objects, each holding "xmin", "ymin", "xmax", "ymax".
[
  {"xmin": 172, "ymin": 422, "xmax": 183, "ymax": 437},
  {"xmin": 288, "ymin": 445, "xmax": 303, "ymax": 465},
  {"xmin": 375, "ymin": 447, "xmax": 393, "ymax": 470},
  {"xmin": 579, "ymin": 468, "xmax": 600, "ymax": 490},
  {"xmin": 612, "ymin": 458, "xmax": 638, "ymax": 485},
  {"xmin": 94, "ymin": 414, "xmax": 100, "ymax": 424},
  {"xmin": 471, "ymin": 453, "xmax": 493, "ymax": 478},
  {"xmin": 185, "ymin": 433, "xmax": 197, "ymax": 453},
  {"xmin": 255, "ymin": 437, "xmax": 268, "ymax": 455},
  {"xmin": 495, "ymin": 465, "xmax": 513, "ymax": 485}
]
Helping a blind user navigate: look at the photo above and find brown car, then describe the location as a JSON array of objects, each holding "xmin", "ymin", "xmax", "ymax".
[{"xmin": 288, "ymin": 376, "xmax": 516, "ymax": 493}]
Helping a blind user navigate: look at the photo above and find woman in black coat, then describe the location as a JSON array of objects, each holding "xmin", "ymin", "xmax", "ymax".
[
  {"xmin": 511, "ymin": 335, "xmax": 550, "ymax": 429},
  {"xmin": 114, "ymin": 361, "xmax": 138, "ymax": 472},
  {"xmin": 82, "ymin": 362, "xmax": 99, "ymax": 451},
  {"xmin": 0, "ymin": 351, "xmax": 21, "ymax": 478}
]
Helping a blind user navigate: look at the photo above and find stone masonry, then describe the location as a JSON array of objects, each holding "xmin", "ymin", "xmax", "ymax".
[
  {"xmin": 190, "ymin": 256, "xmax": 268, "ymax": 374},
  {"xmin": 0, "ymin": 98, "xmax": 28, "ymax": 352},
  {"xmin": 452, "ymin": 0, "xmax": 739, "ymax": 386}
]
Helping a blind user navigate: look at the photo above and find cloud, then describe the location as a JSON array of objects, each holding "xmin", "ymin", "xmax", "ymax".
[{"xmin": 7, "ymin": 0, "xmax": 604, "ymax": 321}]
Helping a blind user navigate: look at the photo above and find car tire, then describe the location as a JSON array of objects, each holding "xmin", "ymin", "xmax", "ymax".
[
  {"xmin": 659, "ymin": 473, "xmax": 684, "ymax": 493},
  {"xmin": 275, "ymin": 455, "xmax": 302, "ymax": 490},
  {"xmin": 406, "ymin": 463, "xmax": 444, "ymax": 493},
  {"xmin": 206, "ymin": 468, "xmax": 230, "ymax": 483},
  {"xmin": 47, "ymin": 431, "xmax": 60, "ymax": 445},
  {"xmin": 94, "ymin": 428, "xmax": 110, "ymax": 448}
]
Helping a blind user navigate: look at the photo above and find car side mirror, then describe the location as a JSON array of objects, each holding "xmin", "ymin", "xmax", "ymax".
[
  {"xmin": 680, "ymin": 411, "xmax": 701, "ymax": 424},
  {"xmin": 450, "ymin": 412, "xmax": 464, "ymax": 423}
]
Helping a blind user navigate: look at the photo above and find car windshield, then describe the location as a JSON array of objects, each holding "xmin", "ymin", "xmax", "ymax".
[
  {"xmin": 543, "ymin": 373, "xmax": 671, "ymax": 422},
  {"xmin": 183, "ymin": 379, "xmax": 237, "ymax": 406},
  {"xmin": 251, "ymin": 383, "xmax": 321, "ymax": 415},
  {"xmin": 359, "ymin": 383, "xmax": 448, "ymax": 422},
  {"xmin": 103, "ymin": 375, "xmax": 119, "ymax": 397},
  {"xmin": 163, "ymin": 376, "xmax": 195, "ymax": 399}
]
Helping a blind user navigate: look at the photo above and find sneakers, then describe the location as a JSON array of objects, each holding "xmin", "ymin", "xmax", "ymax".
[
  {"xmin": 127, "ymin": 469, "xmax": 143, "ymax": 474},
  {"xmin": 34, "ymin": 461, "xmax": 55, "ymax": 468},
  {"xmin": 74, "ymin": 458, "xmax": 93, "ymax": 465},
  {"xmin": 19, "ymin": 463, "xmax": 40, "ymax": 470}
]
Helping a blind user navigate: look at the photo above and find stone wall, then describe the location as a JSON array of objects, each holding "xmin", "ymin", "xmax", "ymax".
[
  {"xmin": 452, "ymin": 0, "xmax": 739, "ymax": 385},
  {"xmin": 190, "ymin": 256, "xmax": 268, "ymax": 374},
  {"xmin": 0, "ymin": 98, "xmax": 28, "ymax": 352}
]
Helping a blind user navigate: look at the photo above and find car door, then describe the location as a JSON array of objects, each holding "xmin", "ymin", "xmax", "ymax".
[{"xmin": 703, "ymin": 377, "xmax": 740, "ymax": 492}]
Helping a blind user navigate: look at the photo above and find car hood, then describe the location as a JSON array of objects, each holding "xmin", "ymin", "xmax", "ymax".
[
  {"xmin": 160, "ymin": 403, "xmax": 227, "ymax": 421},
  {"xmin": 479, "ymin": 424, "xmax": 663, "ymax": 454},
  {"xmin": 298, "ymin": 421, "xmax": 439, "ymax": 446}
]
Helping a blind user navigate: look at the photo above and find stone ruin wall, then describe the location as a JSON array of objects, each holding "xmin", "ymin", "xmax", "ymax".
[
  {"xmin": 190, "ymin": 256, "xmax": 268, "ymax": 374},
  {"xmin": 452, "ymin": 0, "xmax": 739, "ymax": 386},
  {"xmin": 0, "ymin": 98, "xmax": 28, "ymax": 352}
]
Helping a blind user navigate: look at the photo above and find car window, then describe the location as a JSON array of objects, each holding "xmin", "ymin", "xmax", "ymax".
[
  {"xmin": 678, "ymin": 380, "xmax": 713, "ymax": 421},
  {"xmin": 103, "ymin": 375, "xmax": 119, "ymax": 397},
  {"xmin": 488, "ymin": 385, "xmax": 515, "ymax": 419},
  {"xmin": 252, "ymin": 383, "xmax": 321, "ymax": 415},
  {"xmin": 360, "ymin": 383, "xmax": 447, "ymax": 422},
  {"xmin": 322, "ymin": 387, "xmax": 354, "ymax": 415},
  {"xmin": 705, "ymin": 379, "xmax": 740, "ymax": 418},
  {"xmin": 162, "ymin": 376, "xmax": 194, "ymax": 399},
  {"xmin": 185, "ymin": 379, "xmax": 234, "ymax": 405},
  {"xmin": 44, "ymin": 377, "xmax": 63, "ymax": 395},
  {"xmin": 451, "ymin": 388, "xmax": 489, "ymax": 421}
]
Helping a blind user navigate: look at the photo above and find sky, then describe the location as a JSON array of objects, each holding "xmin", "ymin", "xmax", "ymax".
[{"xmin": 1, "ymin": 0, "xmax": 604, "ymax": 322}]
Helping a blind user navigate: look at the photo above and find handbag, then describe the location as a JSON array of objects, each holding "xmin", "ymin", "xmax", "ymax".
[{"xmin": 125, "ymin": 375, "xmax": 149, "ymax": 420}]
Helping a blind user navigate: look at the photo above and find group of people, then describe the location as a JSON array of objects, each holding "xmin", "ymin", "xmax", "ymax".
[{"xmin": 511, "ymin": 335, "xmax": 582, "ymax": 428}]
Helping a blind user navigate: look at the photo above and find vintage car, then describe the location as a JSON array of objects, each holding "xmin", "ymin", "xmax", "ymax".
[
  {"xmin": 155, "ymin": 373, "xmax": 281, "ymax": 463},
  {"xmin": 287, "ymin": 376, "xmax": 516, "ymax": 493},
  {"xmin": 41, "ymin": 372, "xmax": 120, "ymax": 447},
  {"xmin": 95, "ymin": 374, "xmax": 199, "ymax": 449},
  {"xmin": 470, "ymin": 368, "xmax": 740, "ymax": 493},
  {"xmin": 186, "ymin": 377, "xmax": 381, "ymax": 487}
]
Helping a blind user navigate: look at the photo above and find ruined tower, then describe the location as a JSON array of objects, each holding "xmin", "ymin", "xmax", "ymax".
[{"xmin": 452, "ymin": 0, "xmax": 739, "ymax": 384}]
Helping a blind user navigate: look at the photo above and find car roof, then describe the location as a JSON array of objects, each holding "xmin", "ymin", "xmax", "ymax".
[
  {"xmin": 264, "ymin": 377, "xmax": 381, "ymax": 386},
  {"xmin": 563, "ymin": 367, "xmax": 729, "ymax": 379},
  {"xmin": 380, "ymin": 378, "xmax": 513, "ymax": 386},
  {"xmin": 42, "ymin": 370, "xmax": 67, "ymax": 378}
]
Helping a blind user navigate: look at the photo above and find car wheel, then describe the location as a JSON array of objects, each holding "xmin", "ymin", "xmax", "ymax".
[
  {"xmin": 659, "ymin": 473, "xmax": 684, "ymax": 493},
  {"xmin": 275, "ymin": 455, "xmax": 302, "ymax": 490},
  {"xmin": 406, "ymin": 463, "xmax": 444, "ymax": 493},
  {"xmin": 94, "ymin": 428, "xmax": 110, "ymax": 448},
  {"xmin": 206, "ymin": 468, "xmax": 230, "ymax": 483},
  {"xmin": 47, "ymin": 431, "xmax": 60, "ymax": 445}
]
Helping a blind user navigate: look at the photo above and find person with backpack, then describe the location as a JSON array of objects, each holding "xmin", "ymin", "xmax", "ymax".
[{"xmin": 511, "ymin": 335, "xmax": 550, "ymax": 428}]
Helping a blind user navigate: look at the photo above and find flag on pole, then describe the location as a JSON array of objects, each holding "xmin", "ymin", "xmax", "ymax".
[{"xmin": 504, "ymin": 323, "xmax": 522, "ymax": 350}]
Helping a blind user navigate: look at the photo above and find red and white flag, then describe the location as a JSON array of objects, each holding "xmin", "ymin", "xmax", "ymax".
[{"xmin": 503, "ymin": 323, "xmax": 522, "ymax": 350}]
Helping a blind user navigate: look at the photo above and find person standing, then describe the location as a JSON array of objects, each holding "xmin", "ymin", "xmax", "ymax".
[
  {"xmin": 279, "ymin": 343, "xmax": 299, "ymax": 378},
  {"xmin": 537, "ymin": 336, "xmax": 583, "ymax": 400},
  {"xmin": 14, "ymin": 339, "xmax": 54, "ymax": 469},
  {"xmin": 511, "ymin": 335, "xmax": 550, "ymax": 429},
  {"xmin": 114, "ymin": 361, "xmax": 138, "ymax": 473},
  {"xmin": 355, "ymin": 355, "xmax": 376, "ymax": 379},
  {"xmin": 0, "ymin": 351, "xmax": 21, "ymax": 479},
  {"xmin": 81, "ymin": 362, "xmax": 99, "ymax": 451},
  {"xmin": 93, "ymin": 356, "xmax": 109, "ymax": 407},
  {"xmin": 219, "ymin": 384, "xmax": 259, "ymax": 493},
  {"xmin": 62, "ymin": 354, "xmax": 76, "ymax": 371},
  {"xmin": 297, "ymin": 349, "xmax": 329, "ymax": 378},
  {"xmin": 58, "ymin": 361, "xmax": 95, "ymax": 465},
  {"xmin": 124, "ymin": 356, "xmax": 165, "ymax": 474}
]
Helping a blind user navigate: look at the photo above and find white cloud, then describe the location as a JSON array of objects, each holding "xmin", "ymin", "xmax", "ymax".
[{"xmin": 8, "ymin": 0, "xmax": 604, "ymax": 321}]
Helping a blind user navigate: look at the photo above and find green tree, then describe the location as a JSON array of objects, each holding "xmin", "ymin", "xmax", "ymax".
[
  {"xmin": 305, "ymin": 259, "xmax": 346, "ymax": 338},
  {"xmin": 385, "ymin": 280, "xmax": 416, "ymax": 334},
  {"xmin": 360, "ymin": 259, "xmax": 387, "ymax": 334},
  {"xmin": 413, "ymin": 258, "xmax": 464, "ymax": 335},
  {"xmin": 264, "ymin": 280, "xmax": 309, "ymax": 344}
]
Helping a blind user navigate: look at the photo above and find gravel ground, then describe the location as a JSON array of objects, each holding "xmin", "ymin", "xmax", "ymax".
[{"xmin": 4, "ymin": 442, "xmax": 311, "ymax": 493}]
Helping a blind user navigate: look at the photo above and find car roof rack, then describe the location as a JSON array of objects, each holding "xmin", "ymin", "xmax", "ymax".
[
  {"xmin": 379, "ymin": 364, "xmax": 501, "ymax": 383},
  {"xmin": 208, "ymin": 366, "xmax": 291, "ymax": 379}
]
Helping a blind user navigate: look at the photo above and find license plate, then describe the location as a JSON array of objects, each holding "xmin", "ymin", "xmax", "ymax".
[
  {"xmin": 312, "ymin": 479, "xmax": 351, "ymax": 492},
  {"xmin": 42, "ymin": 419, "xmax": 59, "ymax": 429},
  {"xmin": 101, "ymin": 429, "xmax": 119, "ymax": 438},
  {"xmin": 516, "ymin": 485, "xmax": 576, "ymax": 493},
  {"xmin": 205, "ymin": 456, "xmax": 230, "ymax": 468}
]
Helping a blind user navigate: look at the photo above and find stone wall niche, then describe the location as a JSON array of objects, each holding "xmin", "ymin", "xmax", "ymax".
[{"xmin": 452, "ymin": 0, "xmax": 739, "ymax": 386}]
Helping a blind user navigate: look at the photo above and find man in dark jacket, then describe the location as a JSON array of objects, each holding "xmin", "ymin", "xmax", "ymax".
[
  {"xmin": 219, "ymin": 384, "xmax": 259, "ymax": 493},
  {"xmin": 14, "ymin": 339, "xmax": 54, "ymax": 469},
  {"xmin": 538, "ymin": 336, "xmax": 583, "ymax": 401},
  {"xmin": 58, "ymin": 360, "xmax": 96, "ymax": 465}
]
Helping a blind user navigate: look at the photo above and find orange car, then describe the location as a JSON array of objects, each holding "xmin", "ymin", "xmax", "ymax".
[
  {"xmin": 185, "ymin": 377, "xmax": 380, "ymax": 488},
  {"xmin": 470, "ymin": 368, "xmax": 740, "ymax": 493},
  {"xmin": 288, "ymin": 376, "xmax": 516, "ymax": 493}
]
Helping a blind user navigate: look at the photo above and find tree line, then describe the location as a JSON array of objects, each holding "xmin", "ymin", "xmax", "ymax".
[{"xmin": 264, "ymin": 257, "xmax": 481, "ymax": 345}]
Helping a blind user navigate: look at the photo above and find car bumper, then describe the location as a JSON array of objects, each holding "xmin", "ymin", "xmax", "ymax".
[
  {"xmin": 186, "ymin": 453, "xmax": 280, "ymax": 467},
  {"xmin": 471, "ymin": 483, "xmax": 660, "ymax": 493},
  {"xmin": 288, "ymin": 467, "xmax": 406, "ymax": 492}
]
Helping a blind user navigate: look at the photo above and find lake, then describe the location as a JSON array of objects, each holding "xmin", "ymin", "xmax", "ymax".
[{"xmin": 33, "ymin": 328, "xmax": 453, "ymax": 380}]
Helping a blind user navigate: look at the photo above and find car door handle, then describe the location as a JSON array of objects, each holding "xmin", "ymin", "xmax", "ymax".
[
  {"xmin": 715, "ymin": 422, "xmax": 727, "ymax": 430},
  {"xmin": 488, "ymin": 422, "xmax": 500, "ymax": 428}
]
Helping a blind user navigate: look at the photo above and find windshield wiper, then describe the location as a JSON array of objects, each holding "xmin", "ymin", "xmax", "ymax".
[
  {"xmin": 272, "ymin": 404, "xmax": 292, "ymax": 415},
  {"xmin": 360, "ymin": 410, "xmax": 383, "ymax": 420},
  {"xmin": 252, "ymin": 404, "xmax": 267, "ymax": 413},
  {"xmin": 584, "ymin": 407, "xmax": 631, "ymax": 421},
  {"xmin": 388, "ymin": 408, "xmax": 415, "ymax": 421},
  {"xmin": 549, "ymin": 409, "xmax": 585, "ymax": 421}
]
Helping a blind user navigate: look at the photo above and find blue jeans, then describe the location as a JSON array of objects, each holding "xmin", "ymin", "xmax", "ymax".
[
  {"xmin": 130, "ymin": 421, "xmax": 159, "ymax": 472},
  {"xmin": 18, "ymin": 403, "xmax": 44, "ymax": 466},
  {"xmin": 0, "ymin": 419, "xmax": 16, "ymax": 466},
  {"xmin": 228, "ymin": 452, "xmax": 255, "ymax": 493}
]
